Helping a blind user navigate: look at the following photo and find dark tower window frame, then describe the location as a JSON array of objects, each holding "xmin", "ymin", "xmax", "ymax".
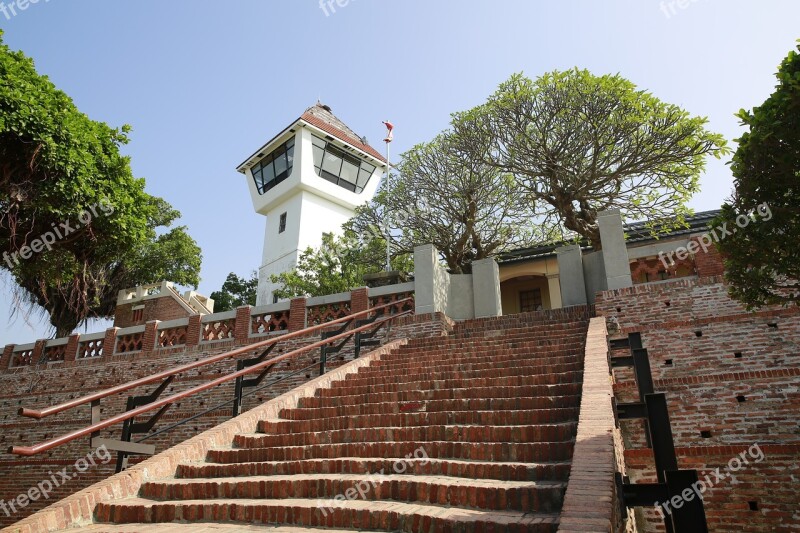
[
  {"xmin": 279, "ymin": 212, "xmax": 287, "ymax": 234},
  {"xmin": 311, "ymin": 134, "xmax": 376, "ymax": 194},
  {"xmin": 251, "ymin": 136, "xmax": 296, "ymax": 195}
]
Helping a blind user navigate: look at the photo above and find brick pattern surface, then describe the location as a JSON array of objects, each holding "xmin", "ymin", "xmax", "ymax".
[
  {"xmin": 5, "ymin": 310, "xmax": 593, "ymax": 532},
  {"xmin": 598, "ymin": 277, "xmax": 800, "ymax": 532},
  {"xmin": 557, "ymin": 317, "xmax": 617, "ymax": 533}
]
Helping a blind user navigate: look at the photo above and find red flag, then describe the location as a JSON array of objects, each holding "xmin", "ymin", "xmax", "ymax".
[{"xmin": 382, "ymin": 120, "xmax": 394, "ymax": 143}]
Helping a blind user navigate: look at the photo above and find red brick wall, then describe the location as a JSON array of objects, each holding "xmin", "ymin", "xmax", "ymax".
[
  {"xmin": 114, "ymin": 297, "xmax": 195, "ymax": 329},
  {"xmin": 597, "ymin": 278, "xmax": 800, "ymax": 532}
]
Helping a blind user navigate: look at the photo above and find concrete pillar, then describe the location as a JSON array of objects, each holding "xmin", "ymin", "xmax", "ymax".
[
  {"xmin": 556, "ymin": 245, "xmax": 588, "ymax": 307},
  {"xmin": 547, "ymin": 274, "xmax": 563, "ymax": 309},
  {"xmin": 288, "ymin": 297, "xmax": 307, "ymax": 331},
  {"xmin": 413, "ymin": 245, "xmax": 448, "ymax": 316},
  {"xmin": 472, "ymin": 257, "xmax": 502, "ymax": 318},
  {"xmin": 102, "ymin": 327, "xmax": 119, "ymax": 357},
  {"xmin": 234, "ymin": 306, "xmax": 252, "ymax": 344},
  {"xmin": 597, "ymin": 209, "xmax": 633, "ymax": 290}
]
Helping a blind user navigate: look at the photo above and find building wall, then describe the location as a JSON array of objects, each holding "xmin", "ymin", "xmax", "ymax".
[
  {"xmin": 114, "ymin": 297, "xmax": 194, "ymax": 329},
  {"xmin": 596, "ymin": 276, "xmax": 800, "ymax": 532}
]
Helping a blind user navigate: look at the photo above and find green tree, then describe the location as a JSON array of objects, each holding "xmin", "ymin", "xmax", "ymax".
[
  {"xmin": 0, "ymin": 31, "xmax": 201, "ymax": 336},
  {"xmin": 271, "ymin": 231, "xmax": 412, "ymax": 299},
  {"xmin": 349, "ymin": 131, "xmax": 551, "ymax": 273},
  {"xmin": 210, "ymin": 271, "xmax": 258, "ymax": 312},
  {"xmin": 452, "ymin": 69, "xmax": 730, "ymax": 249},
  {"xmin": 716, "ymin": 42, "xmax": 800, "ymax": 308}
]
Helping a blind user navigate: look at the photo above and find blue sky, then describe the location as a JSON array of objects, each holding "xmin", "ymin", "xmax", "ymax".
[{"xmin": 1, "ymin": 0, "xmax": 798, "ymax": 345}]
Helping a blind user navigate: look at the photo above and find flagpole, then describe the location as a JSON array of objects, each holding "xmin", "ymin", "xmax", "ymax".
[{"xmin": 382, "ymin": 121, "xmax": 394, "ymax": 272}]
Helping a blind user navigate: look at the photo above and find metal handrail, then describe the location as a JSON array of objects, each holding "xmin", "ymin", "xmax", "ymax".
[
  {"xmin": 9, "ymin": 309, "xmax": 412, "ymax": 456},
  {"xmin": 18, "ymin": 299, "xmax": 412, "ymax": 420}
]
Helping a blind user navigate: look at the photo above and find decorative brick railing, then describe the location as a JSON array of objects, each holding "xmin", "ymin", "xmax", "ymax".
[
  {"xmin": 307, "ymin": 298, "xmax": 351, "ymax": 326},
  {"xmin": 10, "ymin": 344, "xmax": 36, "ymax": 368},
  {"xmin": 157, "ymin": 320, "xmax": 189, "ymax": 348},
  {"xmin": 115, "ymin": 326, "xmax": 145, "ymax": 354},
  {"xmin": 1, "ymin": 283, "xmax": 417, "ymax": 371},
  {"xmin": 43, "ymin": 340, "xmax": 68, "ymax": 363},
  {"xmin": 369, "ymin": 282, "xmax": 416, "ymax": 315},
  {"xmin": 78, "ymin": 333, "xmax": 104, "ymax": 359},
  {"xmin": 201, "ymin": 312, "xmax": 236, "ymax": 342},
  {"xmin": 251, "ymin": 307, "xmax": 290, "ymax": 335}
]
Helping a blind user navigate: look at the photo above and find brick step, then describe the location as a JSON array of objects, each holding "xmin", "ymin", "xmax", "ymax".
[
  {"xmin": 297, "ymin": 384, "xmax": 583, "ymax": 408},
  {"xmin": 373, "ymin": 350, "xmax": 583, "ymax": 369},
  {"xmin": 76, "ymin": 524, "xmax": 382, "ymax": 532},
  {"xmin": 403, "ymin": 335, "xmax": 584, "ymax": 351},
  {"xmin": 394, "ymin": 339, "xmax": 585, "ymax": 356},
  {"xmin": 319, "ymin": 372, "xmax": 584, "ymax": 397},
  {"xmin": 176, "ymin": 457, "xmax": 572, "ymax": 482},
  {"xmin": 363, "ymin": 353, "xmax": 583, "ymax": 374},
  {"xmin": 139, "ymin": 474, "xmax": 566, "ymax": 513},
  {"xmin": 206, "ymin": 440, "xmax": 575, "ymax": 464},
  {"xmin": 286, "ymin": 395, "xmax": 581, "ymax": 419},
  {"xmin": 95, "ymin": 497, "xmax": 560, "ymax": 532},
  {"xmin": 261, "ymin": 407, "xmax": 580, "ymax": 433},
  {"xmin": 351, "ymin": 361, "xmax": 584, "ymax": 384},
  {"xmin": 234, "ymin": 423, "xmax": 578, "ymax": 448}
]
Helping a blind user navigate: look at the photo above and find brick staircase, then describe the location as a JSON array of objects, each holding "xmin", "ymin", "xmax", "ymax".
[{"xmin": 70, "ymin": 313, "xmax": 590, "ymax": 532}]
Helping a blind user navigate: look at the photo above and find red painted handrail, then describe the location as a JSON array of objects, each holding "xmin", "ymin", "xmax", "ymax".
[
  {"xmin": 19, "ymin": 299, "xmax": 412, "ymax": 420},
  {"xmin": 10, "ymin": 308, "xmax": 412, "ymax": 456}
]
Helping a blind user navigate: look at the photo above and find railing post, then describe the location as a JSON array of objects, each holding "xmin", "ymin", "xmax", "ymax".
[
  {"xmin": 186, "ymin": 315, "xmax": 202, "ymax": 348},
  {"xmin": 32, "ymin": 339, "xmax": 46, "ymax": 364},
  {"xmin": 234, "ymin": 305, "xmax": 252, "ymax": 344},
  {"xmin": 142, "ymin": 321, "xmax": 160, "ymax": 356},
  {"xmin": 65, "ymin": 334, "xmax": 80, "ymax": 363},
  {"xmin": 289, "ymin": 297, "xmax": 307, "ymax": 332},
  {"xmin": 350, "ymin": 288, "xmax": 369, "ymax": 315},
  {"xmin": 1, "ymin": 344, "xmax": 14, "ymax": 370},
  {"xmin": 103, "ymin": 327, "xmax": 119, "ymax": 357}
]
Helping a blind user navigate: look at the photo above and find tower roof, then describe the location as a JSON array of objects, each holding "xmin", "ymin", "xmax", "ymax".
[
  {"xmin": 300, "ymin": 103, "xmax": 386, "ymax": 162},
  {"xmin": 237, "ymin": 103, "xmax": 386, "ymax": 172}
]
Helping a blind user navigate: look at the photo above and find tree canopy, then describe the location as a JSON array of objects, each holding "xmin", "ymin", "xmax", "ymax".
[
  {"xmin": 349, "ymin": 131, "xmax": 549, "ymax": 273},
  {"xmin": 210, "ymin": 271, "xmax": 258, "ymax": 312},
  {"xmin": 271, "ymin": 231, "xmax": 412, "ymax": 299},
  {"xmin": 451, "ymin": 69, "xmax": 730, "ymax": 248},
  {"xmin": 0, "ymin": 30, "xmax": 202, "ymax": 336},
  {"xmin": 716, "ymin": 42, "xmax": 800, "ymax": 308}
]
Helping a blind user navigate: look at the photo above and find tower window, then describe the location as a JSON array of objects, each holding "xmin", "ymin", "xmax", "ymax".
[
  {"xmin": 311, "ymin": 135, "xmax": 376, "ymax": 193},
  {"xmin": 251, "ymin": 136, "xmax": 295, "ymax": 195},
  {"xmin": 279, "ymin": 213, "xmax": 287, "ymax": 234}
]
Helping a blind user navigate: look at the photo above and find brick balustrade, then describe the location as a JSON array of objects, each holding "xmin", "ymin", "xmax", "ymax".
[
  {"xmin": 557, "ymin": 316, "xmax": 618, "ymax": 532},
  {"xmin": 0, "ymin": 287, "xmax": 412, "ymax": 372}
]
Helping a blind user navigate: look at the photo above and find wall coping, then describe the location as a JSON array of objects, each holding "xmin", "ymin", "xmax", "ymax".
[
  {"xmin": 44, "ymin": 338, "xmax": 68, "ymax": 348},
  {"xmin": 116, "ymin": 325, "xmax": 146, "ymax": 336},
  {"xmin": 201, "ymin": 310, "xmax": 237, "ymax": 322},
  {"xmin": 78, "ymin": 332, "xmax": 105, "ymax": 343},
  {"xmin": 557, "ymin": 316, "xmax": 617, "ymax": 532},
  {"xmin": 306, "ymin": 291, "xmax": 351, "ymax": 307},
  {"xmin": 250, "ymin": 301, "xmax": 291, "ymax": 315},
  {"xmin": 12, "ymin": 343, "xmax": 35, "ymax": 352},
  {"xmin": 156, "ymin": 318, "xmax": 190, "ymax": 330},
  {"xmin": 369, "ymin": 281, "xmax": 415, "ymax": 298}
]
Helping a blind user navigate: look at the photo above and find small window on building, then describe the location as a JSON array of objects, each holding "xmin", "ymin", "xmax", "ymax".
[
  {"xmin": 273, "ymin": 294, "xmax": 279, "ymax": 304},
  {"xmin": 279, "ymin": 212, "xmax": 287, "ymax": 234},
  {"xmin": 519, "ymin": 289, "xmax": 543, "ymax": 313},
  {"xmin": 132, "ymin": 307, "xmax": 144, "ymax": 323}
]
